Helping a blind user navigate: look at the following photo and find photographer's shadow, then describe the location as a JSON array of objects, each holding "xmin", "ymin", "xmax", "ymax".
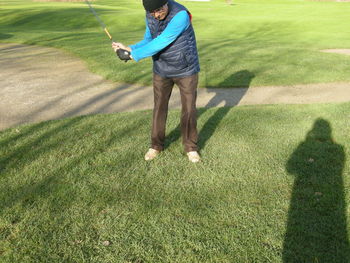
[
  {"xmin": 165, "ymin": 70, "xmax": 255, "ymax": 150},
  {"xmin": 283, "ymin": 118, "xmax": 350, "ymax": 262}
]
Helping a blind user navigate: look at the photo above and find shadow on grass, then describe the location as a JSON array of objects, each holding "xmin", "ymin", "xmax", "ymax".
[
  {"xmin": 0, "ymin": 112, "xmax": 149, "ymax": 261},
  {"xmin": 283, "ymin": 118, "xmax": 350, "ymax": 262},
  {"xmin": 165, "ymin": 70, "xmax": 255, "ymax": 151},
  {"xmin": 0, "ymin": 114, "xmax": 145, "ymax": 212},
  {"xmin": 3, "ymin": 8, "xmax": 122, "ymax": 30},
  {"xmin": 0, "ymin": 33, "xmax": 12, "ymax": 40}
]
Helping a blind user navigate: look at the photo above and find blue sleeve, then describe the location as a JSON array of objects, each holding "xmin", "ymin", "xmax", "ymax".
[
  {"xmin": 131, "ymin": 10, "xmax": 190, "ymax": 62},
  {"xmin": 129, "ymin": 22, "xmax": 152, "ymax": 50}
]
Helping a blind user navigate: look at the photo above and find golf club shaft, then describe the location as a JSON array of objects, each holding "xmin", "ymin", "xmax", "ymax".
[{"xmin": 85, "ymin": 0, "xmax": 113, "ymax": 41}]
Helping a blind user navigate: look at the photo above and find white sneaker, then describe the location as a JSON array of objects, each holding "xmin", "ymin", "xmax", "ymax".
[
  {"xmin": 144, "ymin": 148, "xmax": 160, "ymax": 161},
  {"xmin": 187, "ymin": 151, "xmax": 200, "ymax": 163}
]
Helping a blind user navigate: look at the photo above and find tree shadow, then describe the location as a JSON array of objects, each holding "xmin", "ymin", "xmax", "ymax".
[
  {"xmin": 0, "ymin": 113, "xmax": 147, "ymax": 261},
  {"xmin": 165, "ymin": 70, "xmax": 255, "ymax": 151},
  {"xmin": 0, "ymin": 116, "xmax": 142, "ymax": 212},
  {"xmin": 283, "ymin": 118, "xmax": 350, "ymax": 262}
]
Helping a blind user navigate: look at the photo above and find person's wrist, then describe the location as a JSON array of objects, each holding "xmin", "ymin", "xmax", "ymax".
[{"xmin": 127, "ymin": 47, "xmax": 133, "ymax": 59}]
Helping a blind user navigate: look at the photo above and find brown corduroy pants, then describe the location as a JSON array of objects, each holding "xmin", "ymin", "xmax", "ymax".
[{"xmin": 151, "ymin": 73, "xmax": 198, "ymax": 152}]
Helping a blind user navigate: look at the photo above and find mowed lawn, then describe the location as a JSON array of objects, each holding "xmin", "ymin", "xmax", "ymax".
[
  {"xmin": 1, "ymin": 0, "xmax": 350, "ymax": 262},
  {"xmin": 1, "ymin": 102, "xmax": 350, "ymax": 262},
  {"xmin": 1, "ymin": 0, "xmax": 350, "ymax": 87}
]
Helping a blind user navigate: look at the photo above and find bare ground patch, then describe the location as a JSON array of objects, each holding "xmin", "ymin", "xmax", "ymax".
[
  {"xmin": 321, "ymin": 49, "xmax": 350, "ymax": 55},
  {"xmin": 1, "ymin": 43, "xmax": 350, "ymax": 130}
]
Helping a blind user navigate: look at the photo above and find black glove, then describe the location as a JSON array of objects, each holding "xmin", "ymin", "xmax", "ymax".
[{"xmin": 116, "ymin": 49, "xmax": 132, "ymax": 62}]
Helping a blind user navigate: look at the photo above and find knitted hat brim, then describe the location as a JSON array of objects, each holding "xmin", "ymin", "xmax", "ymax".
[{"xmin": 143, "ymin": 0, "xmax": 168, "ymax": 12}]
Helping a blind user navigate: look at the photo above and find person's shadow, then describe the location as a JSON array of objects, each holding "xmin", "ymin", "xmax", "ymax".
[
  {"xmin": 283, "ymin": 118, "xmax": 350, "ymax": 262},
  {"xmin": 165, "ymin": 70, "xmax": 255, "ymax": 151}
]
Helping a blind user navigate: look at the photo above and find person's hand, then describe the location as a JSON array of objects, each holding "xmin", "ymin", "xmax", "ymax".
[
  {"xmin": 112, "ymin": 42, "xmax": 131, "ymax": 52},
  {"xmin": 111, "ymin": 42, "xmax": 124, "ymax": 52}
]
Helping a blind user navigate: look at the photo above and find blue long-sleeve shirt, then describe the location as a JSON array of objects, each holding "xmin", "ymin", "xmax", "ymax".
[{"xmin": 130, "ymin": 10, "xmax": 190, "ymax": 62}]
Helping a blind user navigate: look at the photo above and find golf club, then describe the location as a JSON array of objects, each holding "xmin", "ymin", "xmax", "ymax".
[
  {"xmin": 85, "ymin": 0, "xmax": 113, "ymax": 40},
  {"xmin": 85, "ymin": 0, "xmax": 131, "ymax": 61}
]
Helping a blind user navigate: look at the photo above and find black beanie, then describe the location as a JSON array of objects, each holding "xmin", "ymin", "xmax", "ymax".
[{"xmin": 142, "ymin": 0, "xmax": 168, "ymax": 12}]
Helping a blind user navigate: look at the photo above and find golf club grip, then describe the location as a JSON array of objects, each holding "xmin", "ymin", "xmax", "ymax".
[{"xmin": 104, "ymin": 28, "xmax": 112, "ymax": 40}]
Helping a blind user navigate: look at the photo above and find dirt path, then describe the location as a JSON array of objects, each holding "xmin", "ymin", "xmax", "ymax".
[{"xmin": 1, "ymin": 43, "xmax": 350, "ymax": 131}]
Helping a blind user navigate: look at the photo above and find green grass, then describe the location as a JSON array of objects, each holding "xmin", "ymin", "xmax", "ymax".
[
  {"xmin": 1, "ymin": 0, "xmax": 350, "ymax": 87},
  {"xmin": 1, "ymin": 102, "xmax": 350, "ymax": 262},
  {"xmin": 1, "ymin": 0, "xmax": 350, "ymax": 261}
]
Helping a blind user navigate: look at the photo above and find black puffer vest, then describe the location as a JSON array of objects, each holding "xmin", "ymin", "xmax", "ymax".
[{"xmin": 146, "ymin": 0, "xmax": 200, "ymax": 78}]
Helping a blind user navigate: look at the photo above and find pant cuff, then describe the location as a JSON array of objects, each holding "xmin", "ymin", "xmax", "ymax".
[
  {"xmin": 185, "ymin": 147, "xmax": 198, "ymax": 153},
  {"xmin": 151, "ymin": 145, "xmax": 163, "ymax": 151}
]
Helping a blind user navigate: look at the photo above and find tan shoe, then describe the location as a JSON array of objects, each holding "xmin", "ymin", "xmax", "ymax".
[
  {"xmin": 144, "ymin": 148, "xmax": 160, "ymax": 161},
  {"xmin": 187, "ymin": 151, "xmax": 200, "ymax": 163}
]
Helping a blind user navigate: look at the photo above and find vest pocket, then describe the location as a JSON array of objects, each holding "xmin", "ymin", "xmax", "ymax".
[{"xmin": 163, "ymin": 53, "xmax": 188, "ymax": 71}]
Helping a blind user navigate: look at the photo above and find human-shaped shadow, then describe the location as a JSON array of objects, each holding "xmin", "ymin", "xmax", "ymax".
[
  {"xmin": 165, "ymin": 70, "xmax": 255, "ymax": 151},
  {"xmin": 283, "ymin": 118, "xmax": 350, "ymax": 262}
]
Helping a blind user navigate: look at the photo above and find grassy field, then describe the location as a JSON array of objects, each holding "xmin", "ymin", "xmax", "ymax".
[
  {"xmin": 1, "ymin": 0, "xmax": 350, "ymax": 87},
  {"xmin": 2, "ymin": 0, "xmax": 350, "ymax": 262},
  {"xmin": 1, "ymin": 102, "xmax": 350, "ymax": 262}
]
